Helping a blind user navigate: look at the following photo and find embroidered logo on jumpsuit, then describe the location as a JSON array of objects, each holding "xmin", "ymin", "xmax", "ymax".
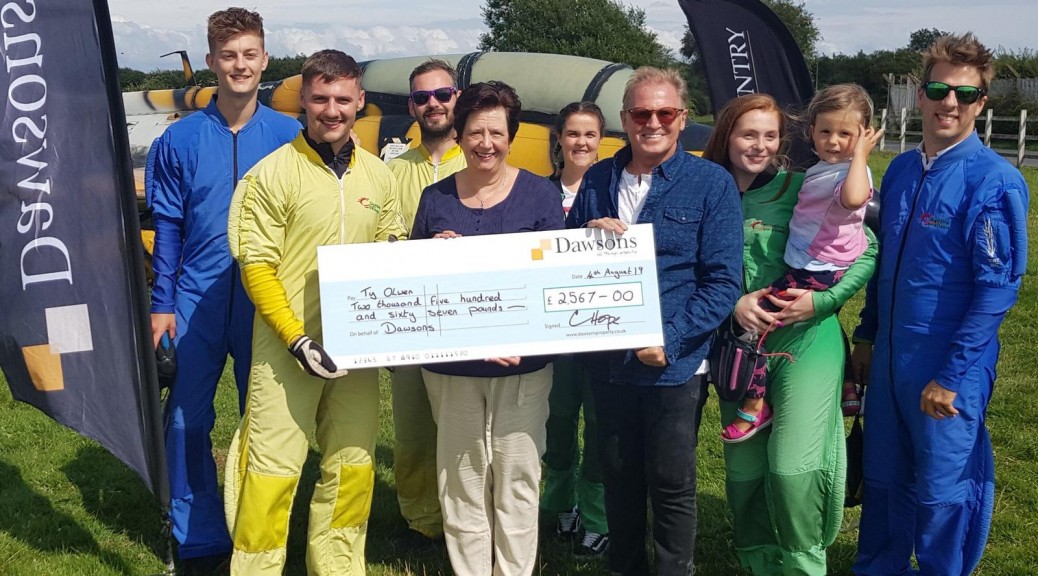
[
  {"xmin": 357, "ymin": 197, "xmax": 382, "ymax": 214},
  {"xmin": 919, "ymin": 212, "xmax": 950, "ymax": 229}
]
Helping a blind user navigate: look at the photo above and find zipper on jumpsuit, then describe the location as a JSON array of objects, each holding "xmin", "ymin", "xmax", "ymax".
[
  {"xmin": 331, "ymin": 166, "xmax": 349, "ymax": 244},
  {"xmin": 887, "ymin": 169, "xmax": 929, "ymax": 385},
  {"xmin": 228, "ymin": 130, "xmax": 241, "ymax": 329}
]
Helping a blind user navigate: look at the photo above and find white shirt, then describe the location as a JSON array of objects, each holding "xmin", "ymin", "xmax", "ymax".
[
  {"xmin": 918, "ymin": 134, "xmax": 970, "ymax": 171},
  {"xmin": 618, "ymin": 169, "xmax": 651, "ymax": 224},
  {"xmin": 618, "ymin": 168, "xmax": 708, "ymax": 375},
  {"xmin": 561, "ymin": 183, "xmax": 577, "ymax": 214}
]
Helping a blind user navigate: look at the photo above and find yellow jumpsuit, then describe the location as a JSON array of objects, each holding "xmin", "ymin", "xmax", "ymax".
[
  {"xmin": 385, "ymin": 143, "xmax": 466, "ymax": 538},
  {"xmin": 225, "ymin": 134, "xmax": 407, "ymax": 575}
]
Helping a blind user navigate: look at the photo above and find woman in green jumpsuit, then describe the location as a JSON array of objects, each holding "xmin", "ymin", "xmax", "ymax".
[{"xmin": 703, "ymin": 94, "xmax": 876, "ymax": 575}]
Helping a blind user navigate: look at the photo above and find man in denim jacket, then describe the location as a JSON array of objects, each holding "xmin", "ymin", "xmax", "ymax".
[{"xmin": 566, "ymin": 67, "xmax": 743, "ymax": 576}]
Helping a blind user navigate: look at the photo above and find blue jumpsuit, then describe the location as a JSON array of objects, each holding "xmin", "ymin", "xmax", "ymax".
[
  {"xmin": 146, "ymin": 100, "xmax": 299, "ymax": 559},
  {"xmin": 853, "ymin": 134, "xmax": 1029, "ymax": 576}
]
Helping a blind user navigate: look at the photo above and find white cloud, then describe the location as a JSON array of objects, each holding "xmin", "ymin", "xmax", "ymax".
[
  {"xmin": 113, "ymin": 22, "xmax": 484, "ymax": 72},
  {"xmin": 112, "ymin": 20, "xmax": 202, "ymax": 71},
  {"xmin": 110, "ymin": 0, "xmax": 1037, "ymax": 71}
]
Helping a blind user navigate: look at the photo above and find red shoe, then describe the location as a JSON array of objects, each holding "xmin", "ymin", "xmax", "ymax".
[{"xmin": 721, "ymin": 403, "xmax": 773, "ymax": 444}]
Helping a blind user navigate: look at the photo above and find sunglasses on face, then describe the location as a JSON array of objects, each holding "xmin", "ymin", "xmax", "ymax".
[
  {"xmin": 410, "ymin": 87, "xmax": 457, "ymax": 106},
  {"xmin": 624, "ymin": 107, "xmax": 686, "ymax": 126},
  {"xmin": 922, "ymin": 81, "xmax": 986, "ymax": 104}
]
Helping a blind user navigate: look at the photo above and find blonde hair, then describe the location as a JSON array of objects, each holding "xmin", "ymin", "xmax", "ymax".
[
  {"xmin": 622, "ymin": 67, "xmax": 689, "ymax": 110},
  {"xmin": 923, "ymin": 32, "xmax": 995, "ymax": 91},
  {"xmin": 805, "ymin": 83, "xmax": 874, "ymax": 129}
]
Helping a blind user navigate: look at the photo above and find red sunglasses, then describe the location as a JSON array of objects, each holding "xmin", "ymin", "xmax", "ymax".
[{"xmin": 624, "ymin": 107, "xmax": 686, "ymax": 126}]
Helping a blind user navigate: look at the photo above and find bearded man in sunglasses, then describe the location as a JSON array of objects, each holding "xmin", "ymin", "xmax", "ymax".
[
  {"xmin": 566, "ymin": 67, "xmax": 742, "ymax": 576},
  {"xmin": 385, "ymin": 59, "xmax": 465, "ymax": 547},
  {"xmin": 852, "ymin": 33, "xmax": 1029, "ymax": 576}
]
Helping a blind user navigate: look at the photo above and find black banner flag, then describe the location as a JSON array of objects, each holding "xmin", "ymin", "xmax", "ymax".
[
  {"xmin": 679, "ymin": 0, "xmax": 814, "ymax": 115},
  {"xmin": 0, "ymin": 0, "xmax": 167, "ymax": 500}
]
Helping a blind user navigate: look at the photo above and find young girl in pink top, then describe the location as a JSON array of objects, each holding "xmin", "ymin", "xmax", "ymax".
[{"xmin": 723, "ymin": 84, "xmax": 883, "ymax": 443}]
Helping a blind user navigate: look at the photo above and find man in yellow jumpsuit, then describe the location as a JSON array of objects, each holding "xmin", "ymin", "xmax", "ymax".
[
  {"xmin": 225, "ymin": 49, "xmax": 407, "ymax": 575},
  {"xmin": 385, "ymin": 59, "xmax": 465, "ymax": 545}
]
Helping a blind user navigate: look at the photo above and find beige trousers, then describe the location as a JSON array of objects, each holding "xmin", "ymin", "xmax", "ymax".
[{"xmin": 422, "ymin": 365, "xmax": 553, "ymax": 576}]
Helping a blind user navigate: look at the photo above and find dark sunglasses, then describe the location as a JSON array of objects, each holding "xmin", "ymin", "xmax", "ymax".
[
  {"xmin": 410, "ymin": 87, "xmax": 457, "ymax": 106},
  {"xmin": 922, "ymin": 81, "xmax": 986, "ymax": 104},
  {"xmin": 624, "ymin": 107, "xmax": 685, "ymax": 126}
]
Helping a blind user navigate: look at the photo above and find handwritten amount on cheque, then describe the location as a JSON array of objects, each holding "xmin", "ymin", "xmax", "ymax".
[{"xmin": 343, "ymin": 266, "xmax": 645, "ymax": 336}]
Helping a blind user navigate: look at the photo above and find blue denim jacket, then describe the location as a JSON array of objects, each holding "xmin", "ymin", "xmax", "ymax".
[{"xmin": 567, "ymin": 146, "xmax": 743, "ymax": 386}]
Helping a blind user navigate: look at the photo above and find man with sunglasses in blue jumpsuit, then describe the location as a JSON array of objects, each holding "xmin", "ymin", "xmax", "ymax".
[
  {"xmin": 146, "ymin": 8, "xmax": 299, "ymax": 572},
  {"xmin": 852, "ymin": 33, "xmax": 1029, "ymax": 576}
]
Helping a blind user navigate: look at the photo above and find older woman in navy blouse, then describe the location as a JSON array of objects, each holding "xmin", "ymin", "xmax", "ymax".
[{"xmin": 411, "ymin": 81, "xmax": 564, "ymax": 576}]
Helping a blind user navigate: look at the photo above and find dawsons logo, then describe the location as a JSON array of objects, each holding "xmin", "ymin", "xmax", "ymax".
[
  {"xmin": 5, "ymin": 0, "xmax": 92, "ymax": 392},
  {"xmin": 530, "ymin": 234, "xmax": 638, "ymax": 260}
]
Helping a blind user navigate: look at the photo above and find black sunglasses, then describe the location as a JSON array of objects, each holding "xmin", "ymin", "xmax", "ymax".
[
  {"xmin": 922, "ymin": 81, "xmax": 986, "ymax": 104},
  {"xmin": 410, "ymin": 87, "xmax": 457, "ymax": 106}
]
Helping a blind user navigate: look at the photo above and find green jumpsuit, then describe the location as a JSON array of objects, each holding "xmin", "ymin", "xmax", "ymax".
[{"xmin": 721, "ymin": 171, "xmax": 876, "ymax": 575}]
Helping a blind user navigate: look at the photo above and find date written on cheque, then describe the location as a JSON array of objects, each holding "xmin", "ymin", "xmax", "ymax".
[
  {"xmin": 543, "ymin": 282, "xmax": 644, "ymax": 312},
  {"xmin": 579, "ymin": 265, "xmax": 645, "ymax": 280}
]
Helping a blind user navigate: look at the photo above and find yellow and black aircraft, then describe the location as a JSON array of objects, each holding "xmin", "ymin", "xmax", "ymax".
[
  {"xmin": 125, "ymin": 51, "xmax": 711, "ymax": 172},
  {"xmin": 124, "ymin": 52, "xmax": 713, "ymax": 274}
]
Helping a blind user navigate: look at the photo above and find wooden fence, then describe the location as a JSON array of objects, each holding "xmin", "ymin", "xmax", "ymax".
[
  {"xmin": 879, "ymin": 108, "xmax": 1036, "ymax": 167},
  {"xmin": 887, "ymin": 78, "xmax": 1038, "ymax": 112}
]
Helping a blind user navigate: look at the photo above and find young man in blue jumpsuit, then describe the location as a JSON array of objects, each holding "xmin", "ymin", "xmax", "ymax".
[
  {"xmin": 851, "ymin": 33, "xmax": 1029, "ymax": 576},
  {"xmin": 145, "ymin": 8, "xmax": 300, "ymax": 571}
]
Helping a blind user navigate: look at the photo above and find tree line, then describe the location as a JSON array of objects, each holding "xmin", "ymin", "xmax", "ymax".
[{"xmin": 118, "ymin": 0, "xmax": 1038, "ymax": 117}]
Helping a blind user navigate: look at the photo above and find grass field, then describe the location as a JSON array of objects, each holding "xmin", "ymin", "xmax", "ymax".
[{"xmin": 1, "ymin": 154, "xmax": 1036, "ymax": 575}]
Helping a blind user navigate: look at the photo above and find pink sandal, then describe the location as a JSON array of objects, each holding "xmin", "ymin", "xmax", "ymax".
[
  {"xmin": 842, "ymin": 382, "xmax": 862, "ymax": 416},
  {"xmin": 721, "ymin": 403, "xmax": 773, "ymax": 444}
]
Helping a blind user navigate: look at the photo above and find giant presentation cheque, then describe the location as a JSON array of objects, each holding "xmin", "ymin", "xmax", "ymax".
[{"xmin": 317, "ymin": 224, "xmax": 664, "ymax": 369}]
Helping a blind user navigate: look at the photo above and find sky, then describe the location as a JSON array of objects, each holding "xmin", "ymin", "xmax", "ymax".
[{"xmin": 108, "ymin": 0, "xmax": 1038, "ymax": 72}]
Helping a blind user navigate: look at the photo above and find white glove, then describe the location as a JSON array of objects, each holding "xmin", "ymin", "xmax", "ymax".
[{"xmin": 289, "ymin": 336, "xmax": 349, "ymax": 379}]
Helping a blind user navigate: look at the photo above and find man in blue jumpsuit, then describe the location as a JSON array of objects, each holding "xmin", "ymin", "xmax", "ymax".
[
  {"xmin": 851, "ymin": 33, "xmax": 1029, "ymax": 576},
  {"xmin": 146, "ymin": 8, "xmax": 300, "ymax": 571}
]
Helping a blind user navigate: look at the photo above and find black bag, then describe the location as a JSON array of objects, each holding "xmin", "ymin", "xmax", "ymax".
[
  {"xmin": 709, "ymin": 318, "xmax": 770, "ymax": 403},
  {"xmin": 156, "ymin": 332, "xmax": 176, "ymax": 391},
  {"xmin": 844, "ymin": 412, "xmax": 864, "ymax": 507}
]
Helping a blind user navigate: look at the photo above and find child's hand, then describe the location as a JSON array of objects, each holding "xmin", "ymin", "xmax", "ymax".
[{"xmin": 855, "ymin": 125, "xmax": 884, "ymax": 158}]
